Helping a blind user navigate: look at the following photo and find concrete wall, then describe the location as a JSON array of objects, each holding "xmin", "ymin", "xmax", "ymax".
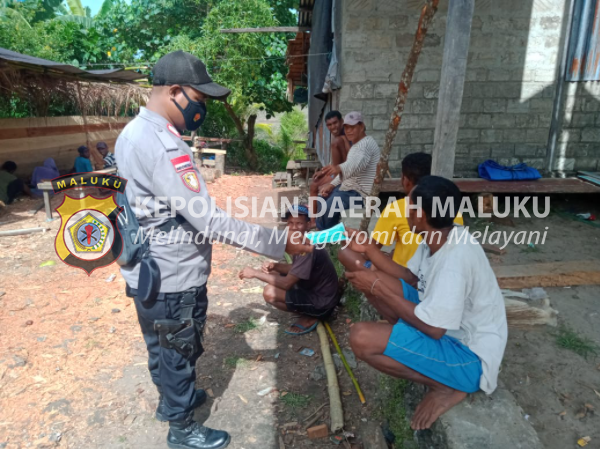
[{"xmin": 337, "ymin": 0, "xmax": 600, "ymax": 177}]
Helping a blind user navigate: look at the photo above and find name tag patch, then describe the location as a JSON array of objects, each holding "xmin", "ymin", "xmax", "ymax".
[
  {"xmin": 171, "ymin": 155, "xmax": 193, "ymax": 173},
  {"xmin": 181, "ymin": 171, "xmax": 200, "ymax": 193}
]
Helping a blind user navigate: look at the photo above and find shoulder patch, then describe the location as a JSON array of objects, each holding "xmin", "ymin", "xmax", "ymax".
[
  {"xmin": 181, "ymin": 170, "xmax": 201, "ymax": 193},
  {"xmin": 167, "ymin": 124, "xmax": 181, "ymax": 137},
  {"xmin": 171, "ymin": 154, "xmax": 194, "ymax": 173},
  {"xmin": 154, "ymin": 128, "xmax": 179, "ymax": 151}
]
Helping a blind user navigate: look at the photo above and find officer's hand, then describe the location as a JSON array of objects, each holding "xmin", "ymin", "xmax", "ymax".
[
  {"xmin": 262, "ymin": 261, "xmax": 275, "ymax": 274},
  {"xmin": 285, "ymin": 230, "xmax": 314, "ymax": 256},
  {"xmin": 239, "ymin": 267, "xmax": 256, "ymax": 280},
  {"xmin": 320, "ymin": 183, "xmax": 335, "ymax": 198}
]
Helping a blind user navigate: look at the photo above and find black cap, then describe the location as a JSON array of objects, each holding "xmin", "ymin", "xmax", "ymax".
[{"xmin": 152, "ymin": 50, "xmax": 231, "ymax": 101}]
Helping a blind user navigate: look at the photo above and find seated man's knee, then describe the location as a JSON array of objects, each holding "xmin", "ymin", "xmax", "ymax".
[
  {"xmin": 349, "ymin": 323, "xmax": 370, "ymax": 359},
  {"xmin": 263, "ymin": 285, "xmax": 277, "ymax": 304}
]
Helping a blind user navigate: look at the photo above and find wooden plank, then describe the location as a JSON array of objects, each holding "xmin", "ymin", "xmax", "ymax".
[
  {"xmin": 220, "ymin": 26, "xmax": 310, "ymax": 34},
  {"xmin": 380, "ymin": 177, "xmax": 600, "ymax": 194},
  {"xmin": 194, "ymin": 149, "xmax": 227, "ymax": 155},
  {"xmin": 494, "ymin": 260, "xmax": 600, "ymax": 289},
  {"xmin": 431, "ymin": 0, "xmax": 475, "ymax": 179}
]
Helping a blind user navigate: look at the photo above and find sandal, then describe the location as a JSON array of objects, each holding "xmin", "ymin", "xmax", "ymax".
[{"xmin": 284, "ymin": 321, "xmax": 319, "ymax": 336}]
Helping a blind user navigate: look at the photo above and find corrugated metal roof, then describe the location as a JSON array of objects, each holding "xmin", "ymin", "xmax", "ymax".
[
  {"xmin": 566, "ymin": 0, "xmax": 600, "ymax": 81},
  {"xmin": 0, "ymin": 47, "xmax": 145, "ymax": 83}
]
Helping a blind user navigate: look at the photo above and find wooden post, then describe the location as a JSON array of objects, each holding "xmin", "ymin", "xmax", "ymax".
[
  {"xmin": 215, "ymin": 141, "xmax": 226, "ymax": 177},
  {"xmin": 359, "ymin": 0, "xmax": 439, "ymax": 231},
  {"xmin": 430, "ymin": 0, "xmax": 475, "ymax": 179}
]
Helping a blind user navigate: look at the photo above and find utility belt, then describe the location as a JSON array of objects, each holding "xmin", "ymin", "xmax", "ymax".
[{"xmin": 127, "ymin": 285, "xmax": 206, "ymax": 360}]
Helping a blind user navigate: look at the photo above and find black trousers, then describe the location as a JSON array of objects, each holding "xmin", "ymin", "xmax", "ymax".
[
  {"xmin": 128, "ymin": 284, "xmax": 208, "ymax": 422},
  {"xmin": 6, "ymin": 179, "xmax": 24, "ymax": 204}
]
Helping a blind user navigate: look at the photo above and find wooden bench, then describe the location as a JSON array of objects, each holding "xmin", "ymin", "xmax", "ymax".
[
  {"xmin": 286, "ymin": 159, "xmax": 322, "ymax": 187},
  {"xmin": 36, "ymin": 167, "xmax": 118, "ymax": 221},
  {"xmin": 272, "ymin": 171, "xmax": 293, "ymax": 188}
]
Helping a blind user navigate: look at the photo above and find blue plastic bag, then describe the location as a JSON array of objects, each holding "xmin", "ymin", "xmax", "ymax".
[{"xmin": 478, "ymin": 159, "xmax": 541, "ymax": 181}]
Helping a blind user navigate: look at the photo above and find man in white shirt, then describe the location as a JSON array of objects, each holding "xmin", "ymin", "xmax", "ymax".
[
  {"xmin": 312, "ymin": 111, "xmax": 380, "ymax": 230},
  {"xmin": 344, "ymin": 176, "xmax": 507, "ymax": 430}
]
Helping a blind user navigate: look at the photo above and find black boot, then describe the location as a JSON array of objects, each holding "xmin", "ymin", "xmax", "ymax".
[
  {"xmin": 156, "ymin": 389, "xmax": 207, "ymax": 422},
  {"xmin": 167, "ymin": 416, "xmax": 230, "ymax": 449}
]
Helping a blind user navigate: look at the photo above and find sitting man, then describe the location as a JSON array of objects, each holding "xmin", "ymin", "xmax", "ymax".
[
  {"xmin": 97, "ymin": 141, "xmax": 116, "ymax": 168},
  {"xmin": 312, "ymin": 111, "xmax": 380, "ymax": 230},
  {"xmin": 239, "ymin": 205, "xmax": 340, "ymax": 335},
  {"xmin": 344, "ymin": 176, "xmax": 507, "ymax": 430},
  {"xmin": 338, "ymin": 152, "xmax": 463, "ymax": 271},
  {"xmin": 309, "ymin": 110, "xmax": 351, "ymax": 224},
  {"xmin": 0, "ymin": 161, "xmax": 31, "ymax": 207},
  {"xmin": 74, "ymin": 145, "xmax": 93, "ymax": 172}
]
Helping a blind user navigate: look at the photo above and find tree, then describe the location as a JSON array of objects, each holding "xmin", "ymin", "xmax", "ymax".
[{"xmin": 195, "ymin": 0, "xmax": 293, "ymax": 169}]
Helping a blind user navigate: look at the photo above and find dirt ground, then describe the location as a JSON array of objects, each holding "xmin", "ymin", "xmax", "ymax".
[{"xmin": 1, "ymin": 179, "xmax": 599, "ymax": 449}]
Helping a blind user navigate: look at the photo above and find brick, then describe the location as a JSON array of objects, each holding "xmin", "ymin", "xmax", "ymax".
[
  {"xmin": 515, "ymin": 145, "xmax": 543, "ymax": 157},
  {"xmin": 559, "ymin": 128, "xmax": 581, "ymax": 142},
  {"xmin": 569, "ymin": 113, "xmax": 596, "ymax": 128},
  {"xmin": 574, "ymin": 158, "xmax": 599, "ymax": 171},
  {"xmin": 461, "ymin": 99, "xmax": 484, "ymax": 113},
  {"xmin": 424, "ymin": 34, "xmax": 442, "ymax": 47},
  {"xmin": 529, "ymin": 98, "xmax": 554, "ymax": 112},
  {"xmin": 514, "ymin": 114, "xmax": 538, "ymax": 128},
  {"xmin": 490, "ymin": 113, "xmax": 516, "ymax": 128},
  {"xmin": 466, "ymin": 114, "xmax": 492, "ymax": 128},
  {"xmin": 581, "ymin": 128, "xmax": 600, "ymax": 142},
  {"xmin": 374, "ymin": 83, "xmax": 398, "ymax": 99},
  {"xmin": 365, "ymin": 17, "xmax": 386, "ymax": 30},
  {"xmin": 389, "ymin": 15, "xmax": 409, "ymax": 29},
  {"xmin": 409, "ymin": 130, "xmax": 433, "ymax": 144},
  {"xmin": 507, "ymin": 99, "xmax": 529, "ymax": 114},
  {"xmin": 362, "ymin": 100, "xmax": 390, "ymax": 115},
  {"xmin": 480, "ymin": 129, "xmax": 503, "ymax": 143},
  {"xmin": 520, "ymin": 158, "xmax": 545, "ymax": 169},
  {"xmin": 537, "ymin": 113, "xmax": 552, "ymax": 127},
  {"xmin": 411, "ymin": 100, "xmax": 435, "ymax": 114},
  {"xmin": 465, "ymin": 69, "xmax": 488, "ymax": 82},
  {"xmin": 307, "ymin": 424, "xmax": 329, "ymax": 440},
  {"xmin": 457, "ymin": 129, "xmax": 480, "ymax": 143},
  {"xmin": 488, "ymin": 69, "xmax": 511, "ymax": 81},
  {"xmin": 503, "ymin": 129, "xmax": 527, "ymax": 143},
  {"xmin": 396, "ymin": 33, "xmax": 415, "ymax": 48},
  {"xmin": 373, "ymin": 117, "xmax": 390, "ymax": 130},
  {"xmin": 418, "ymin": 115, "xmax": 436, "ymax": 129},
  {"xmin": 346, "ymin": 14, "xmax": 362, "ymax": 30},
  {"xmin": 398, "ymin": 115, "xmax": 420, "ymax": 129},
  {"xmin": 467, "ymin": 144, "xmax": 492, "ymax": 158},
  {"xmin": 581, "ymin": 98, "xmax": 600, "ymax": 112},
  {"xmin": 483, "ymin": 99, "xmax": 506, "ymax": 113},
  {"xmin": 347, "ymin": 0, "xmax": 375, "ymax": 11},
  {"xmin": 490, "ymin": 143, "xmax": 515, "ymax": 157},
  {"xmin": 423, "ymin": 85, "xmax": 439, "ymax": 99},
  {"xmin": 350, "ymin": 84, "xmax": 374, "ymax": 99},
  {"xmin": 526, "ymin": 129, "xmax": 549, "ymax": 143},
  {"xmin": 416, "ymin": 69, "xmax": 441, "ymax": 82}
]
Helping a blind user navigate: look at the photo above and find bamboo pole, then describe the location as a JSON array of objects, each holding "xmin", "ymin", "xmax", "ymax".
[
  {"xmin": 359, "ymin": 0, "xmax": 439, "ymax": 232},
  {"xmin": 324, "ymin": 322, "xmax": 366, "ymax": 405},
  {"xmin": 316, "ymin": 322, "xmax": 343, "ymax": 432}
]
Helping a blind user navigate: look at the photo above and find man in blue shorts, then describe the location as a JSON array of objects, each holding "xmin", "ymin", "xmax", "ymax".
[{"xmin": 344, "ymin": 176, "xmax": 507, "ymax": 430}]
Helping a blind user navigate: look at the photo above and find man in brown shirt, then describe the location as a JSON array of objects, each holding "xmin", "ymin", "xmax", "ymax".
[{"xmin": 239, "ymin": 205, "xmax": 340, "ymax": 334}]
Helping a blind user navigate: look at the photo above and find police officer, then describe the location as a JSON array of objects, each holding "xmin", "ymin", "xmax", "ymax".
[{"xmin": 115, "ymin": 51, "xmax": 312, "ymax": 449}]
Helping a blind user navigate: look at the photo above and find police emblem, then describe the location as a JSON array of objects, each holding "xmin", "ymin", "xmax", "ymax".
[
  {"xmin": 55, "ymin": 195, "xmax": 123, "ymax": 275},
  {"xmin": 181, "ymin": 171, "xmax": 200, "ymax": 193}
]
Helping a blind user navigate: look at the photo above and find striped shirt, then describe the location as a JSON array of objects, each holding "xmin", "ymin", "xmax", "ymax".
[
  {"xmin": 331, "ymin": 135, "xmax": 380, "ymax": 197},
  {"xmin": 103, "ymin": 152, "xmax": 117, "ymax": 168}
]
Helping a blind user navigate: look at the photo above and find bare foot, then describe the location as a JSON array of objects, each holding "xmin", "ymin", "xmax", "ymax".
[
  {"xmin": 411, "ymin": 386, "xmax": 467, "ymax": 430},
  {"xmin": 288, "ymin": 315, "xmax": 318, "ymax": 334}
]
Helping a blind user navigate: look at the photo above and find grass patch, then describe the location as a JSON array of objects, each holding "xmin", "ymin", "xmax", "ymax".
[
  {"xmin": 555, "ymin": 326, "xmax": 598, "ymax": 359},
  {"xmin": 378, "ymin": 376, "xmax": 413, "ymax": 446},
  {"xmin": 234, "ymin": 318, "xmax": 259, "ymax": 334},
  {"xmin": 224, "ymin": 356, "xmax": 249, "ymax": 369},
  {"xmin": 280, "ymin": 392, "xmax": 312, "ymax": 410},
  {"xmin": 328, "ymin": 243, "xmax": 345, "ymax": 277},
  {"xmin": 344, "ymin": 287, "xmax": 363, "ymax": 322}
]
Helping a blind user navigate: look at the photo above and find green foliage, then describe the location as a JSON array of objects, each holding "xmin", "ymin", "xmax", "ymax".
[
  {"xmin": 378, "ymin": 376, "xmax": 413, "ymax": 446},
  {"xmin": 234, "ymin": 318, "xmax": 259, "ymax": 334},
  {"xmin": 224, "ymin": 356, "xmax": 249, "ymax": 369},
  {"xmin": 197, "ymin": 0, "xmax": 292, "ymax": 118},
  {"xmin": 555, "ymin": 326, "xmax": 598, "ymax": 359},
  {"xmin": 280, "ymin": 392, "xmax": 311, "ymax": 410},
  {"xmin": 278, "ymin": 107, "xmax": 307, "ymax": 159}
]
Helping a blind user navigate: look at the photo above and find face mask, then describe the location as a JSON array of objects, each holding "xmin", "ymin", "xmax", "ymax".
[{"xmin": 172, "ymin": 88, "xmax": 207, "ymax": 131}]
